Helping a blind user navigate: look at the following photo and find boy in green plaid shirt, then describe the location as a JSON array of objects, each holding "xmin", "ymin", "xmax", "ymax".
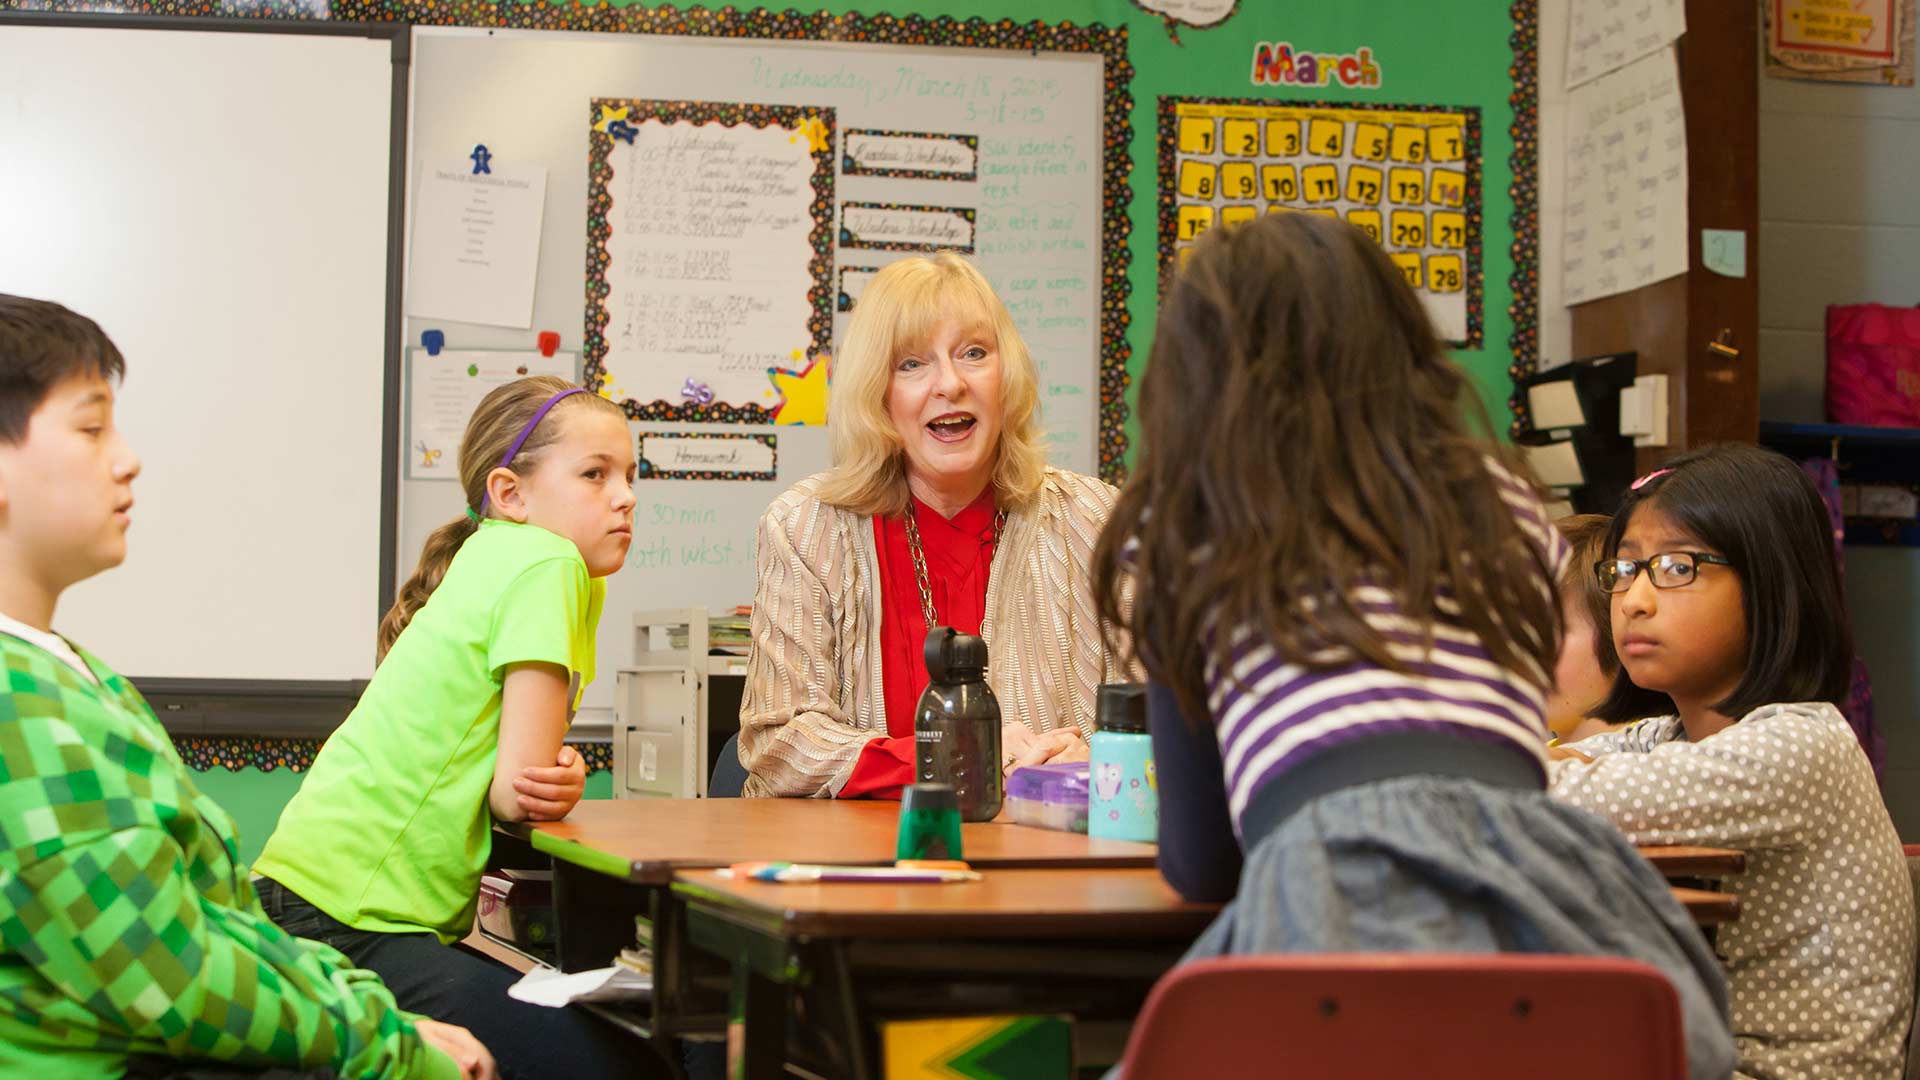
[{"xmin": 0, "ymin": 295, "xmax": 492, "ymax": 1079}]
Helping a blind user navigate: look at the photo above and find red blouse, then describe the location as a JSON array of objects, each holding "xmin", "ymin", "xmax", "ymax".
[{"xmin": 839, "ymin": 488, "xmax": 1000, "ymax": 800}]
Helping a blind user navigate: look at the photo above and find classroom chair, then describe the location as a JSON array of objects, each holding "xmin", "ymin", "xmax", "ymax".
[
  {"xmin": 1119, "ymin": 954, "xmax": 1687, "ymax": 1080},
  {"xmin": 1904, "ymin": 844, "xmax": 1920, "ymax": 1080},
  {"xmin": 709, "ymin": 731, "xmax": 748, "ymax": 799}
]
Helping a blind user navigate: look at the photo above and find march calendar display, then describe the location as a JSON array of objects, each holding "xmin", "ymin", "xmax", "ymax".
[{"xmin": 1157, "ymin": 98, "xmax": 1483, "ymax": 347}]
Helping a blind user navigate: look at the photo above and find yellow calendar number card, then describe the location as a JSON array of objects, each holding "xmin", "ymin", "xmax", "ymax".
[
  {"xmin": 1353, "ymin": 122, "xmax": 1390, "ymax": 162},
  {"xmin": 1266, "ymin": 119, "xmax": 1302, "ymax": 157},
  {"xmin": 1301, "ymin": 163, "xmax": 1340, "ymax": 203},
  {"xmin": 1221, "ymin": 162, "xmax": 1258, "ymax": 201},
  {"xmin": 1178, "ymin": 116, "xmax": 1217, "ymax": 155},
  {"xmin": 1223, "ymin": 118, "xmax": 1262, "ymax": 157},
  {"xmin": 1307, "ymin": 117, "xmax": 1345, "ymax": 158},
  {"xmin": 1178, "ymin": 204, "xmax": 1214, "ymax": 241},
  {"xmin": 1263, "ymin": 164, "xmax": 1299, "ymax": 202},
  {"xmin": 1390, "ymin": 210, "xmax": 1427, "ymax": 248},
  {"xmin": 1177, "ymin": 160, "xmax": 1218, "ymax": 200},
  {"xmin": 1390, "ymin": 125, "xmax": 1427, "ymax": 163}
]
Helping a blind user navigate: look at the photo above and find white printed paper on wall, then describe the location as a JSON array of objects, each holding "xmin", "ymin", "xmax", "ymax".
[
  {"xmin": 407, "ymin": 348, "xmax": 577, "ymax": 480},
  {"xmin": 585, "ymin": 100, "xmax": 835, "ymax": 425},
  {"xmin": 1566, "ymin": 0, "xmax": 1686, "ymax": 89},
  {"xmin": 1561, "ymin": 47, "xmax": 1688, "ymax": 307},
  {"xmin": 407, "ymin": 160, "xmax": 548, "ymax": 329}
]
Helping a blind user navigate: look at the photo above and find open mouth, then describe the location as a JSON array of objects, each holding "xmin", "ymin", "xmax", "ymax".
[{"xmin": 926, "ymin": 413, "xmax": 977, "ymax": 442}]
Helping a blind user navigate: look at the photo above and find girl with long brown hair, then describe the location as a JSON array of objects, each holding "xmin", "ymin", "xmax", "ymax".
[
  {"xmin": 253, "ymin": 377, "xmax": 669, "ymax": 1079},
  {"xmin": 1095, "ymin": 213, "xmax": 1733, "ymax": 1079}
]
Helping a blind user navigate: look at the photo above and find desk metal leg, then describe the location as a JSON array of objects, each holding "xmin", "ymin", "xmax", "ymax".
[
  {"xmin": 728, "ymin": 958, "xmax": 786, "ymax": 1080},
  {"xmin": 821, "ymin": 944, "xmax": 872, "ymax": 1080}
]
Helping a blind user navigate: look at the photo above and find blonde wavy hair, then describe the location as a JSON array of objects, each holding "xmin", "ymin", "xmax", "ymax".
[{"xmin": 814, "ymin": 254, "xmax": 1048, "ymax": 518}]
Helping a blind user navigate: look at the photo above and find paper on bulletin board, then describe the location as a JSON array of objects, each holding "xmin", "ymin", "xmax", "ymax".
[
  {"xmin": 406, "ymin": 161, "xmax": 548, "ymax": 329},
  {"xmin": 1565, "ymin": 0, "xmax": 1685, "ymax": 90},
  {"xmin": 586, "ymin": 100, "xmax": 835, "ymax": 425},
  {"xmin": 407, "ymin": 348, "xmax": 577, "ymax": 480},
  {"xmin": 1766, "ymin": 0, "xmax": 1915, "ymax": 86},
  {"xmin": 1561, "ymin": 47, "xmax": 1688, "ymax": 308}
]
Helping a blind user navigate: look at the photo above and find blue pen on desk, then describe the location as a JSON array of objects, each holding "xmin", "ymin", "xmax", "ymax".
[{"xmin": 729, "ymin": 861, "xmax": 979, "ymax": 884}]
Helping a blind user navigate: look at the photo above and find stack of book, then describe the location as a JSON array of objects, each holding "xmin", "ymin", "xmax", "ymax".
[{"xmin": 667, "ymin": 605, "xmax": 753, "ymax": 655}]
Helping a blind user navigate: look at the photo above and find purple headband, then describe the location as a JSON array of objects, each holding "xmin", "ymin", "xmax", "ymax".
[{"xmin": 474, "ymin": 387, "xmax": 588, "ymax": 516}]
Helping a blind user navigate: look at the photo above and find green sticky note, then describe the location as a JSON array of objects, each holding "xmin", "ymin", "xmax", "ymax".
[{"xmin": 1703, "ymin": 229, "xmax": 1746, "ymax": 278}]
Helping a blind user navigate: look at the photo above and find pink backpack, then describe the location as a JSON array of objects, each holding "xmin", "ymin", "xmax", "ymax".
[{"xmin": 1827, "ymin": 303, "xmax": 1920, "ymax": 427}]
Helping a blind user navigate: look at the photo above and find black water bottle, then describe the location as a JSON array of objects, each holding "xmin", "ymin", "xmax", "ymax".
[{"xmin": 914, "ymin": 628, "xmax": 1003, "ymax": 822}]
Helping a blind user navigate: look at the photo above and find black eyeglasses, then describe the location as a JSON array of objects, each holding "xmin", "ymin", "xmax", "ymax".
[{"xmin": 1593, "ymin": 551, "xmax": 1732, "ymax": 594}]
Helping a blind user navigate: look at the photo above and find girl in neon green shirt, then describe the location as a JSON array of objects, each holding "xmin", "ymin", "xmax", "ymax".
[{"xmin": 254, "ymin": 377, "xmax": 669, "ymax": 1080}]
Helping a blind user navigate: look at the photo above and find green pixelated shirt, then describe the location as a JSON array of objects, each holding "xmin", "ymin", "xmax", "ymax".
[{"xmin": 0, "ymin": 632, "xmax": 460, "ymax": 1080}]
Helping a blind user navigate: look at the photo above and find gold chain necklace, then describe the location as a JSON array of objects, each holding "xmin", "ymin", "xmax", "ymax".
[{"xmin": 901, "ymin": 503, "xmax": 1008, "ymax": 631}]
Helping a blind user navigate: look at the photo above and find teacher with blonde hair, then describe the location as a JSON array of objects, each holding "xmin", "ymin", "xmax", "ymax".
[{"xmin": 739, "ymin": 254, "xmax": 1134, "ymax": 798}]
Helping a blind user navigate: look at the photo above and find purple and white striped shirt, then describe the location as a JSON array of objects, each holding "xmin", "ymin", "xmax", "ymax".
[{"xmin": 1206, "ymin": 463, "xmax": 1570, "ymax": 835}]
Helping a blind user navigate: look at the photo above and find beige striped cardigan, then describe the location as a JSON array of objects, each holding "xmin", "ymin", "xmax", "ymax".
[{"xmin": 739, "ymin": 467, "xmax": 1139, "ymax": 798}]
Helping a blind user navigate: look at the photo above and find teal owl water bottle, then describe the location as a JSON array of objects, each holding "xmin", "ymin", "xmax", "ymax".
[{"xmin": 1088, "ymin": 683, "xmax": 1155, "ymax": 842}]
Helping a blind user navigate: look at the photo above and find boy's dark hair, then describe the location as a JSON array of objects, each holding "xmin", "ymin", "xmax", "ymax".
[
  {"xmin": 0, "ymin": 294, "xmax": 125, "ymax": 444},
  {"xmin": 1092, "ymin": 211, "xmax": 1559, "ymax": 728},
  {"xmin": 1593, "ymin": 443, "xmax": 1852, "ymax": 723},
  {"xmin": 1554, "ymin": 513, "xmax": 1619, "ymax": 676}
]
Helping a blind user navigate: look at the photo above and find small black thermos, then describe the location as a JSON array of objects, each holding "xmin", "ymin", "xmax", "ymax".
[{"xmin": 913, "ymin": 628, "xmax": 1003, "ymax": 822}]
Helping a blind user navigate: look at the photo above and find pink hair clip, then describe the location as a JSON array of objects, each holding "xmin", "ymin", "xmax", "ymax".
[{"xmin": 1630, "ymin": 468, "xmax": 1673, "ymax": 491}]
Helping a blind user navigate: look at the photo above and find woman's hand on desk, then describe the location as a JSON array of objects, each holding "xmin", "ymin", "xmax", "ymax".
[
  {"xmin": 1002, "ymin": 720, "xmax": 1039, "ymax": 773},
  {"xmin": 513, "ymin": 745, "xmax": 587, "ymax": 821},
  {"xmin": 1004, "ymin": 725, "xmax": 1090, "ymax": 773}
]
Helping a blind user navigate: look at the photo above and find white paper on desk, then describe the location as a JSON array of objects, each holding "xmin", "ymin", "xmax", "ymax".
[
  {"xmin": 1566, "ymin": 0, "xmax": 1685, "ymax": 89},
  {"xmin": 407, "ymin": 349, "xmax": 576, "ymax": 480},
  {"xmin": 507, "ymin": 964, "xmax": 652, "ymax": 1008},
  {"xmin": 407, "ymin": 162, "xmax": 548, "ymax": 329},
  {"xmin": 1562, "ymin": 47, "xmax": 1688, "ymax": 308}
]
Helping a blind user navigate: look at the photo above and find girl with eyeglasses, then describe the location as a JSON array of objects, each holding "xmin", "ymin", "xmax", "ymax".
[{"xmin": 1551, "ymin": 443, "xmax": 1914, "ymax": 1080}]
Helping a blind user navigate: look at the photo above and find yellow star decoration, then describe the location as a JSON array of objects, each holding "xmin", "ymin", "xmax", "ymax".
[
  {"xmin": 592, "ymin": 104, "xmax": 631, "ymax": 134},
  {"xmin": 793, "ymin": 115, "xmax": 831, "ymax": 154},
  {"xmin": 768, "ymin": 354, "xmax": 831, "ymax": 426}
]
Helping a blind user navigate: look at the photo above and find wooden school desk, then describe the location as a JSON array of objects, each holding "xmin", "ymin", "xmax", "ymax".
[
  {"xmin": 669, "ymin": 867, "xmax": 1742, "ymax": 1080},
  {"xmin": 488, "ymin": 801, "xmax": 1743, "ymax": 1074},
  {"xmin": 1670, "ymin": 887, "xmax": 1741, "ymax": 928},
  {"xmin": 489, "ymin": 799, "xmax": 1158, "ymax": 1060},
  {"xmin": 1637, "ymin": 846, "xmax": 1747, "ymax": 881},
  {"xmin": 671, "ymin": 866, "xmax": 1218, "ymax": 1080}
]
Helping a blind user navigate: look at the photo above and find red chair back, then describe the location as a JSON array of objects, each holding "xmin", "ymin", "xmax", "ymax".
[{"xmin": 1121, "ymin": 954, "xmax": 1687, "ymax": 1080}]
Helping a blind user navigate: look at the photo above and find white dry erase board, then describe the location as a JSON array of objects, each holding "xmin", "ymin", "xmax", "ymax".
[
  {"xmin": 0, "ymin": 16, "xmax": 404, "ymax": 696},
  {"xmin": 400, "ymin": 27, "xmax": 1107, "ymax": 725}
]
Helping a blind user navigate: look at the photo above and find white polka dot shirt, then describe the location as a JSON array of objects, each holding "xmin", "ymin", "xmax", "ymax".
[{"xmin": 1551, "ymin": 702, "xmax": 1916, "ymax": 1080}]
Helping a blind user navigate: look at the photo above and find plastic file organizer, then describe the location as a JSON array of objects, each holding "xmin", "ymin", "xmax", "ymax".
[{"xmin": 613, "ymin": 609, "xmax": 748, "ymax": 799}]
